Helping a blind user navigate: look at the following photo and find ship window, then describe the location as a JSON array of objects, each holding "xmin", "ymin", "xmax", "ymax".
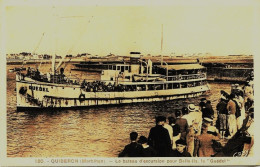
[
  {"xmin": 168, "ymin": 83, "xmax": 173, "ymax": 89},
  {"xmin": 181, "ymin": 82, "xmax": 188, "ymax": 88},
  {"xmin": 121, "ymin": 66, "xmax": 125, "ymax": 72},
  {"xmin": 109, "ymin": 65, "xmax": 112, "ymax": 70},
  {"xmin": 117, "ymin": 66, "xmax": 120, "ymax": 70},
  {"xmin": 129, "ymin": 66, "xmax": 131, "ymax": 72},
  {"xmin": 113, "ymin": 66, "xmax": 116, "ymax": 70},
  {"xmin": 110, "ymin": 77, "xmax": 113, "ymax": 81},
  {"xmin": 173, "ymin": 83, "xmax": 179, "ymax": 89},
  {"xmin": 125, "ymin": 66, "xmax": 129, "ymax": 71},
  {"xmin": 154, "ymin": 84, "xmax": 163, "ymax": 90}
]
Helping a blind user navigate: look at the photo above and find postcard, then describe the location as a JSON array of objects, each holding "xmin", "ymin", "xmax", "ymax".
[{"xmin": 1, "ymin": 0, "xmax": 259, "ymax": 166}]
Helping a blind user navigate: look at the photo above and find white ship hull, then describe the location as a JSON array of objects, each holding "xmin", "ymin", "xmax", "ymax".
[{"xmin": 16, "ymin": 76, "xmax": 209, "ymax": 111}]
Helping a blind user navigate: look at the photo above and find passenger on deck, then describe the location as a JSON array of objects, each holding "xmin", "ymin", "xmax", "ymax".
[{"xmin": 26, "ymin": 67, "xmax": 31, "ymax": 77}]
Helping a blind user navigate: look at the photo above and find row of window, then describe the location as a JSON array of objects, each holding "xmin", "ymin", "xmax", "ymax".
[
  {"xmin": 109, "ymin": 65, "xmax": 131, "ymax": 72},
  {"xmin": 117, "ymin": 81, "xmax": 207, "ymax": 92}
]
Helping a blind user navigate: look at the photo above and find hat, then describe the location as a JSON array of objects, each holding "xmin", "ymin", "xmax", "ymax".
[
  {"xmin": 156, "ymin": 116, "xmax": 166, "ymax": 123},
  {"xmin": 176, "ymin": 139, "xmax": 187, "ymax": 146},
  {"xmin": 249, "ymin": 107, "xmax": 254, "ymax": 113},
  {"xmin": 138, "ymin": 136, "xmax": 148, "ymax": 144},
  {"xmin": 182, "ymin": 107, "xmax": 189, "ymax": 115},
  {"xmin": 220, "ymin": 95, "xmax": 226, "ymax": 100},
  {"xmin": 203, "ymin": 117, "xmax": 213, "ymax": 123},
  {"xmin": 207, "ymin": 126, "xmax": 216, "ymax": 133},
  {"xmin": 201, "ymin": 98, "xmax": 207, "ymax": 102},
  {"xmin": 175, "ymin": 110, "xmax": 181, "ymax": 117},
  {"xmin": 188, "ymin": 104, "xmax": 196, "ymax": 112}
]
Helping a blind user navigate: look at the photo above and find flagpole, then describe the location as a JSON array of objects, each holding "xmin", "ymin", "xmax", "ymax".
[{"xmin": 161, "ymin": 24, "xmax": 163, "ymax": 65}]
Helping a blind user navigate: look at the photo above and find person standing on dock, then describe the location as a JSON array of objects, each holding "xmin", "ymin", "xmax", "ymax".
[
  {"xmin": 199, "ymin": 98, "xmax": 207, "ymax": 119},
  {"xmin": 118, "ymin": 132, "xmax": 143, "ymax": 157},
  {"xmin": 244, "ymin": 81, "xmax": 254, "ymax": 102},
  {"xmin": 194, "ymin": 124, "xmax": 220, "ymax": 157},
  {"xmin": 168, "ymin": 117, "xmax": 181, "ymax": 150},
  {"xmin": 163, "ymin": 117, "xmax": 173, "ymax": 146},
  {"xmin": 227, "ymin": 93, "xmax": 237, "ymax": 138},
  {"xmin": 138, "ymin": 136, "xmax": 157, "ymax": 157},
  {"xmin": 216, "ymin": 95, "xmax": 228, "ymax": 139},
  {"xmin": 205, "ymin": 100, "xmax": 214, "ymax": 119},
  {"xmin": 169, "ymin": 139, "xmax": 191, "ymax": 157},
  {"xmin": 148, "ymin": 116, "xmax": 171, "ymax": 157},
  {"xmin": 175, "ymin": 110, "xmax": 189, "ymax": 141}
]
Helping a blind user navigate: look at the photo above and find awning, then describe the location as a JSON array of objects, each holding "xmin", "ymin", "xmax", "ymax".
[{"xmin": 159, "ymin": 64, "xmax": 205, "ymax": 70}]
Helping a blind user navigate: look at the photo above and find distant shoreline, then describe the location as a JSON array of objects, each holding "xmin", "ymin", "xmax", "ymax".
[{"xmin": 6, "ymin": 56, "xmax": 253, "ymax": 65}]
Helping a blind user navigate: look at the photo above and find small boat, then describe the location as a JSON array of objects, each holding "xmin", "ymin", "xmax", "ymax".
[{"xmin": 16, "ymin": 52, "xmax": 210, "ymax": 111}]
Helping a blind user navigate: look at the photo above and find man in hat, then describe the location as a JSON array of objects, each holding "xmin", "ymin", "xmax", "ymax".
[
  {"xmin": 148, "ymin": 116, "xmax": 172, "ymax": 157},
  {"xmin": 138, "ymin": 136, "xmax": 157, "ymax": 157},
  {"xmin": 184, "ymin": 104, "xmax": 202, "ymax": 127},
  {"xmin": 203, "ymin": 117, "xmax": 219, "ymax": 136},
  {"xmin": 199, "ymin": 98, "xmax": 208, "ymax": 119},
  {"xmin": 118, "ymin": 131, "xmax": 143, "ymax": 157},
  {"xmin": 204, "ymin": 100, "xmax": 214, "ymax": 119},
  {"xmin": 169, "ymin": 139, "xmax": 191, "ymax": 157}
]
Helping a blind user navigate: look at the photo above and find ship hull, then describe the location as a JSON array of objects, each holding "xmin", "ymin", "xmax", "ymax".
[{"xmin": 16, "ymin": 78, "xmax": 209, "ymax": 111}]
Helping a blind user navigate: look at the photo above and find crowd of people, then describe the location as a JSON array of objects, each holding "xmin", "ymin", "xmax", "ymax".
[
  {"xmin": 81, "ymin": 80, "xmax": 129, "ymax": 92},
  {"xmin": 119, "ymin": 80, "xmax": 254, "ymax": 157}
]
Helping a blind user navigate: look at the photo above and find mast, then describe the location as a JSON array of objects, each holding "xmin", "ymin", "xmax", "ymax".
[
  {"xmin": 52, "ymin": 6, "xmax": 57, "ymax": 74},
  {"xmin": 161, "ymin": 24, "xmax": 163, "ymax": 53},
  {"xmin": 52, "ymin": 55, "xmax": 56, "ymax": 74},
  {"xmin": 161, "ymin": 24, "xmax": 163, "ymax": 65}
]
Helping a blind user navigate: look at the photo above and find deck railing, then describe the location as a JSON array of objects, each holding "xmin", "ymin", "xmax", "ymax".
[{"xmin": 166, "ymin": 73, "xmax": 206, "ymax": 81}]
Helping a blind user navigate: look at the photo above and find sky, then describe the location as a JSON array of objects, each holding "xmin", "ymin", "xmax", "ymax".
[{"xmin": 3, "ymin": 0, "xmax": 260, "ymax": 56}]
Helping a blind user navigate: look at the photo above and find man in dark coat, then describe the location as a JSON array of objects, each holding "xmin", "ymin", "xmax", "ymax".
[
  {"xmin": 203, "ymin": 100, "xmax": 214, "ymax": 119},
  {"xmin": 138, "ymin": 136, "xmax": 157, "ymax": 157},
  {"xmin": 148, "ymin": 116, "xmax": 172, "ymax": 157},
  {"xmin": 170, "ymin": 139, "xmax": 191, "ymax": 157},
  {"xmin": 118, "ymin": 132, "xmax": 143, "ymax": 157}
]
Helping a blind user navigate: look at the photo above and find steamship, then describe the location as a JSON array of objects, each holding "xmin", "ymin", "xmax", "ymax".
[{"xmin": 16, "ymin": 52, "xmax": 209, "ymax": 110}]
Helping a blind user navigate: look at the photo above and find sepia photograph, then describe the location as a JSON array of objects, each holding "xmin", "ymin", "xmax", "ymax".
[{"xmin": 1, "ymin": 0, "xmax": 259, "ymax": 166}]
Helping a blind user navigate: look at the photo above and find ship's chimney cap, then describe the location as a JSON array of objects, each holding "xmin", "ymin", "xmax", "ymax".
[{"xmin": 130, "ymin": 52, "xmax": 141, "ymax": 54}]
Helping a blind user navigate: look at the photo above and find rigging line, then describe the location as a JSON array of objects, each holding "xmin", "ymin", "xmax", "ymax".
[
  {"xmin": 33, "ymin": 33, "xmax": 45, "ymax": 54},
  {"xmin": 66, "ymin": 16, "xmax": 94, "ymax": 55},
  {"xmin": 35, "ymin": 33, "xmax": 45, "ymax": 70},
  {"xmin": 57, "ymin": 16, "xmax": 94, "ymax": 70}
]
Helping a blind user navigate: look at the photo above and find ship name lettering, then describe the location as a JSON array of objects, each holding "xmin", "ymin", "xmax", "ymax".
[{"xmin": 29, "ymin": 86, "xmax": 49, "ymax": 92}]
